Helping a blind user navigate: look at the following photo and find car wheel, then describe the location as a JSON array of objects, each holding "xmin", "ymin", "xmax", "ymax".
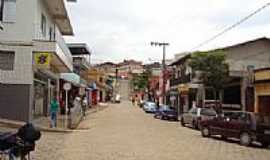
[
  {"xmin": 181, "ymin": 118, "xmax": 185, "ymax": 126},
  {"xmin": 201, "ymin": 127, "xmax": 210, "ymax": 137},
  {"xmin": 239, "ymin": 132, "xmax": 252, "ymax": 146},
  {"xmin": 261, "ymin": 142, "xmax": 269, "ymax": 148}
]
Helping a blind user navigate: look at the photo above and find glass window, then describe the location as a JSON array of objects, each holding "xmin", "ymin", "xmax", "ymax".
[
  {"xmin": 0, "ymin": 50, "xmax": 15, "ymax": 70},
  {"xmin": 2, "ymin": 0, "xmax": 16, "ymax": 23},
  {"xmin": 41, "ymin": 14, "xmax": 46, "ymax": 36},
  {"xmin": 0, "ymin": 0, "xmax": 4, "ymax": 21},
  {"xmin": 201, "ymin": 108, "xmax": 216, "ymax": 116}
]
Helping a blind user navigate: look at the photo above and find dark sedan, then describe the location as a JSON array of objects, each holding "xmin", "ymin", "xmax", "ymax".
[
  {"xmin": 154, "ymin": 105, "xmax": 170, "ymax": 119},
  {"xmin": 155, "ymin": 105, "xmax": 178, "ymax": 121},
  {"xmin": 200, "ymin": 111, "xmax": 270, "ymax": 147}
]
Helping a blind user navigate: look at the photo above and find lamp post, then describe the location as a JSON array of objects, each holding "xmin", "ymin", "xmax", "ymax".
[{"xmin": 150, "ymin": 42, "xmax": 169, "ymax": 104}]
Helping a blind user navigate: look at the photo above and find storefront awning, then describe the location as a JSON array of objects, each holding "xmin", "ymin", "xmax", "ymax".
[{"xmin": 60, "ymin": 73, "xmax": 81, "ymax": 87}]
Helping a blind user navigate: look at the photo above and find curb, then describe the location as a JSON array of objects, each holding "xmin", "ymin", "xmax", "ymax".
[{"xmin": 0, "ymin": 119, "xmax": 73, "ymax": 133}]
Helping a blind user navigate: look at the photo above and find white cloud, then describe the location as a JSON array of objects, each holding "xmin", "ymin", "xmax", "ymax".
[{"xmin": 65, "ymin": 0, "xmax": 270, "ymax": 64}]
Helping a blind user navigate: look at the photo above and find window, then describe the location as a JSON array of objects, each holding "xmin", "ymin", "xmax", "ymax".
[
  {"xmin": 41, "ymin": 14, "xmax": 46, "ymax": 36},
  {"xmin": 0, "ymin": 50, "xmax": 15, "ymax": 70},
  {"xmin": 2, "ymin": 0, "xmax": 16, "ymax": 23},
  {"xmin": 201, "ymin": 108, "xmax": 217, "ymax": 116},
  {"xmin": 0, "ymin": 0, "xmax": 4, "ymax": 21}
]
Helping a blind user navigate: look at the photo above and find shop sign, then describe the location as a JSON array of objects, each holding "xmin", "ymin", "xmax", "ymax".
[
  {"xmin": 34, "ymin": 53, "xmax": 51, "ymax": 69},
  {"xmin": 63, "ymin": 83, "xmax": 71, "ymax": 91}
]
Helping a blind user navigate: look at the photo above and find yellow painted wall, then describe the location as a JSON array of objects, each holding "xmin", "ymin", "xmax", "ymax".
[
  {"xmin": 255, "ymin": 70, "xmax": 270, "ymax": 81},
  {"xmin": 255, "ymin": 83, "xmax": 270, "ymax": 112}
]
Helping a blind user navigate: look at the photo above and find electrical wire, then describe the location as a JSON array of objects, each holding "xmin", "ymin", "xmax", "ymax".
[{"xmin": 191, "ymin": 2, "xmax": 270, "ymax": 51}]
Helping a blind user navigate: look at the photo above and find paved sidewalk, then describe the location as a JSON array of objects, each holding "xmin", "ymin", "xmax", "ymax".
[{"xmin": 0, "ymin": 103, "xmax": 110, "ymax": 133}]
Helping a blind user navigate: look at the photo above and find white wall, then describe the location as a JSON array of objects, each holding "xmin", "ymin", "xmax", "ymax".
[
  {"xmin": 0, "ymin": 0, "xmax": 35, "ymax": 42},
  {"xmin": 225, "ymin": 40, "xmax": 270, "ymax": 71},
  {"xmin": 0, "ymin": 44, "xmax": 33, "ymax": 84}
]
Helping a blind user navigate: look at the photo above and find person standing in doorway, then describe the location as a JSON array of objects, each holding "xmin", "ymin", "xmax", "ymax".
[{"xmin": 50, "ymin": 97, "xmax": 59, "ymax": 128}]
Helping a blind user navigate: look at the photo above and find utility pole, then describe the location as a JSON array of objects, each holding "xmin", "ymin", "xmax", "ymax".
[{"xmin": 150, "ymin": 42, "xmax": 169, "ymax": 105}]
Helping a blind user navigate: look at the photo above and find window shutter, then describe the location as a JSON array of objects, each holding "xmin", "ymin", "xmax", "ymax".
[{"xmin": 3, "ymin": 0, "xmax": 16, "ymax": 23}]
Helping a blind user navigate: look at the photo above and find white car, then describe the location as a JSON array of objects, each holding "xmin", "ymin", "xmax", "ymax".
[{"xmin": 115, "ymin": 94, "xmax": 121, "ymax": 103}]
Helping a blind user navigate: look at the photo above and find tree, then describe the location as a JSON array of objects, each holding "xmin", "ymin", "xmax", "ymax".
[
  {"xmin": 189, "ymin": 51, "xmax": 229, "ymax": 110},
  {"xmin": 131, "ymin": 70, "xmax": 151, "ymax": 92}
]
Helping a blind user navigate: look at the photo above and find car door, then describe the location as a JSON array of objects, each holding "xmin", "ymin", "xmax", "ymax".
[
  {"xmin": 186, "ymin": 108, "xmax": 197, "ymax": 124},
  {"xmin": 225, "ymin": 112, "xmax": 250, "ymax": 138},
  {"xmin": 209, "ymin": 116, "xmax": 226, "ymax": 135}
]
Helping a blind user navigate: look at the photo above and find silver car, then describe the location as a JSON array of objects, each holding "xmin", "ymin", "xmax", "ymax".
[{"xmin": 181, "ymin": 107, "xmax": 217, "ymax": 129}]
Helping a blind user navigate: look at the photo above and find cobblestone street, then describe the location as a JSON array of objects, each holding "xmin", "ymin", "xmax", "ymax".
[{"xmin": 31, "ymin": 101, "xmax": 270, "ymax": 160}]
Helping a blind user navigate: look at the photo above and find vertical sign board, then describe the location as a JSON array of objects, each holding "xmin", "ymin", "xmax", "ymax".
[{"xmin": 63, "ymin": 83, "xmax": 72, "ymax": 111}]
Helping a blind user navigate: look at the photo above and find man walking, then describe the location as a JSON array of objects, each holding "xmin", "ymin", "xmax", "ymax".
[{"xmin": 50, "ymin": 97, "xmax": 59, "ymax": 128}]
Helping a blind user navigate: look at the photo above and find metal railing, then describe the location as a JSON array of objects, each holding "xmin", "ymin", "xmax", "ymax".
[{"xmin": 33, "ymin": 24, "xmax": 73, "ymax": 70}]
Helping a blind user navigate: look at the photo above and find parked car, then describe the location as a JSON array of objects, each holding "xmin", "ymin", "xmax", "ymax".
[
  {"xmin": 154, "ymin": 105, "xmax": 170, "ymax": 119},
  {"xmin": 181, "ymin": 107, "xmax": 217, "ymax": 129},
  {"xmin": 161, "ymin": 107, "xmax": 178, "ymax": 121},
  {"xmin": 200, "ymin": 111, "xmax": 270, "ymax": 147},
  {"xmin": 143, "ymin": 102, "xmax": 157, "ymax": 113}
]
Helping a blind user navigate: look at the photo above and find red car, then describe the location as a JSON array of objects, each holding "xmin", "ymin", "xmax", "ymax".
[{"xmin": 200, "ymin": 111, "xmax": 270, "ymax": 147}]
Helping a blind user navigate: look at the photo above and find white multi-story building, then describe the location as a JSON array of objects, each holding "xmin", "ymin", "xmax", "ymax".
[{"xmin": 0, "ymin": 0, "xmax": 76, "ymax": 122}]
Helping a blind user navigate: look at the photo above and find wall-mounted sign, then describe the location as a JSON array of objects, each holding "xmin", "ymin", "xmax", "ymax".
[{"xmin": 34, "ymin": 53, "xmax": 51, "ymax": 69}]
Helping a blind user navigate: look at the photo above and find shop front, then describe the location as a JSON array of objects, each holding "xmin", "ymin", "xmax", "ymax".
[{"xmin": 254, "ymin": 68, "xmax": 270, "ymax": 114}]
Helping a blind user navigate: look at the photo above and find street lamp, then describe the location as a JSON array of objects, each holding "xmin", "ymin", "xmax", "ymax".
[{"xmin": 150, "ymin": 41, "xmax": 169, "ymax": 105}]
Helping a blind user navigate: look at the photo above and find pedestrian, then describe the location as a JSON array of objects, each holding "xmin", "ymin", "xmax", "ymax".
[
  {"xmin": 50, "ymin": 97, "xmax": 59, "ymax": 128},
  {"xmin": 132, "ymin": 96, "xmax": 135, "ymax": 106}
]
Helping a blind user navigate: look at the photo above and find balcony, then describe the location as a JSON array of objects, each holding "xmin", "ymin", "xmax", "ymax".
[
  {"xmin": 170, "ymin": 75, "xmax": 191, "ymax": 87},
  {"xmin": 73, "ymin": 57, "xmax": 91, "ymax": 70},
  {"xmin": 33, "ymin": 24, "xmax": 73, "ymax": 72}
]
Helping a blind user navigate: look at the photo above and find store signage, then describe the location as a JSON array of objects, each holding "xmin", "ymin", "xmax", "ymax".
[
  {"xmin": 34, "ymin": 53, "xmax": 51, "ymax": 69},
  {"xmin": 63, "ymin": 83, "xmax": 71, "ymax": 91}
]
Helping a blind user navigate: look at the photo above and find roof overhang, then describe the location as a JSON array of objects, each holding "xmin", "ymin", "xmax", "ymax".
[
  {"xmin": 68, "ymin": 43, "xmax": 91, "ymax": 55},
  {"xmin": 44, "ymin": 0, "xmax": 75, "ymax": 36}
]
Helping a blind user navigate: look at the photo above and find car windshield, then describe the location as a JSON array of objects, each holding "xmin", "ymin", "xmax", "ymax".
[{"xmin": 201, "ymin": 108, "xmax": 216, "ymax": 116}]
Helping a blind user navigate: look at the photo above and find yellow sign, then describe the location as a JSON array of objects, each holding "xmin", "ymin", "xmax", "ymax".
[{"xmin": 34, "ymin": 53, "xmax": 51, "ymax": 68}]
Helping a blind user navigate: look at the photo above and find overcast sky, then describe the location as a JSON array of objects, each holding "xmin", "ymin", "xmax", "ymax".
[{"xmin": 65, "ymin": 0, "xmax": 270, "ymax": 64}]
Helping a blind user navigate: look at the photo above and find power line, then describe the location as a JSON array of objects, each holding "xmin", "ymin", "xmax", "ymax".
[{"xmin": 191, "ymin": 2, "xmax": 270, "ymax": 51}]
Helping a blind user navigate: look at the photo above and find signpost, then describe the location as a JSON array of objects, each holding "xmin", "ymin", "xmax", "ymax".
[{"xmin": 63, "ymin": 82, "xmax": 71, "ymax": 111}]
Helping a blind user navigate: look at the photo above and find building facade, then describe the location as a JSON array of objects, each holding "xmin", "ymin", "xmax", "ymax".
[
  {"xmin": 0, "ymin": 0, "xmax": 75, "ymax": 122},
  {"xmin": 169, "ymin": 37, "xmax": 270, "ymax": 114}
]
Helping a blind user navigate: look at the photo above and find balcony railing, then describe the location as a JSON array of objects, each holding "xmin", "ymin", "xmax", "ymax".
[
  {"xmin": 73, "ymin": 57, "xmax": 91, "ymax": 69},
  {"xmin": 33, "ymin": 24, "xmax": 73, "ymax": 71},
  {"xmin": 170, "ymin": 74, "xmax": 191, "ymax": 86}
]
